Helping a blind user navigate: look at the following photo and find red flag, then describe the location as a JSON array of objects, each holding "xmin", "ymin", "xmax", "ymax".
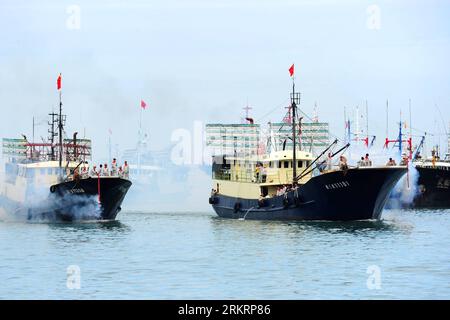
[
  {"xmin": 57, "ymin": 73, "xmax": 62, "ymax": 91},
  {"xmin": 289, "ymin": 64, "xmax": 294, "ymax": 77},
  {"xmin": 363, "ymin": 137, "xmax": 369, "ymax": 147},
  {"xmin": 140, "ymin": 100, "xmax": 147, "ymax": 109}
]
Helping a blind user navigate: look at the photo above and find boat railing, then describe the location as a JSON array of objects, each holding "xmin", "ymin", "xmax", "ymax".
[{"xmin": 66, "ymin": 172, "xmax": 130, "ymax": 181}]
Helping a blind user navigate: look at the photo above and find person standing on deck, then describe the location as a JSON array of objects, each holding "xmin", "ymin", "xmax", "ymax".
[
  {"xmin": 339, "ymin": 155, "xmax": 348, "ymax": 170},
  {"xmin": 111, "ymin": 158, "xmax": 118, "ymax": 176},
  {"xmin": 326, "ymin": 152, "xmax": 333, "ymax": 170},
  {"xmin": 364, "ymin": 154, "xmax": 372, "ymax": 167},
  {"xmin": 261, "ymin": 164, "xmax": 267, "ymax": 183},
  {"xmin": 255, "ymin": 164, "xmax": 260, "ymax": 182},
  {"xmin": 103, "ymin": 164, "xmax": 110, "ymax": 176},
  {"xmin": 81, "ymin": 166, "xmax": 88, "ymax": 179},
  {"xmin": 90, "ymin": 165, "xmax": 98, "ymax": 176},
  {"xmin": 357, "ymin": 157, "xmax": 365, "ymax": 167},
  {"xmin": 386, "ymin": 158, "xmax": 397, "ymax": 166},
  {"xmin": 123, "ymin": 161, "xmax": 130, "ymax": 179}
]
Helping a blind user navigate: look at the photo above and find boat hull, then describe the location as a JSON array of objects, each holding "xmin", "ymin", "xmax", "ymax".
[
  {"xmin": 412, "ymin": 166, "xmax": 450, "ymax": 208},
  {"xmin": 210, "ymin": 167, "xmax": 406, "ymax": 221},
  {"xmin": 0, "ymin": 177, "xmax": 132, "ymax": 222}
]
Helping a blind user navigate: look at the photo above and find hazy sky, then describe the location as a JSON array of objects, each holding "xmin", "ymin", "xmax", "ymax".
[{"xmin": 1, "ymin": 0, "xmax": 449, "ymax": 164}]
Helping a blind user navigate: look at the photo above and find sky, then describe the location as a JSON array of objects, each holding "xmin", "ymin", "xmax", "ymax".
[{"xmin": 1, "ymin": 0, "xmax": 449, "ymax": 165}]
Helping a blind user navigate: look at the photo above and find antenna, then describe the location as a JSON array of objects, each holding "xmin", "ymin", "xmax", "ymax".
[
  {"xmin": 242, "ymin": 100, "xmax": 253, "ymax": 124},
  {"xmin": 344, "ymin": 106, "xmax": 347, "ymax": 143},
  {"xmin": 313, "ymin": 101, "xmax": 318, "ymax": 123},
  {"xmin": 386, "ymin": 99, "xmax": 389, "ymax": 139}
]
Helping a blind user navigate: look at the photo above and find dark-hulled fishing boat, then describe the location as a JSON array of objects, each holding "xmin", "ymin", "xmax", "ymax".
[
  {"xmin": 0, "ymin": 79, "xmax": 131, "ymax": 222},
  {"xmin": 208, "ymin": 81, "xmax": 407, "ymax": 221},
  {"xmin": 411, "ymin": 155, "xmax": 450, "ymax": 208}
]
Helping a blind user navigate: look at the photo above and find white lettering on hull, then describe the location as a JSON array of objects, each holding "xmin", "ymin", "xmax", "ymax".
[
  {"xmin": 68, "ymin": 188, "xmax": 85, "ymax": 194},
  {"xmin": 325, "ymin": 181, "xmax": 350, "ymax": 190}
]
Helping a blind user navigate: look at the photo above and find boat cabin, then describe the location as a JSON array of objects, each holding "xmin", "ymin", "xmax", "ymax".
[{"xmin": 212, "ymin": 150, "xmax": 314, "ymax": 199}]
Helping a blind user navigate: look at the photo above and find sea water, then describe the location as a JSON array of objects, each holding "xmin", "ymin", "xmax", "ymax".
[{"xmin": 0, "ymin": 209, "xmax": 449, "ymax": 299}]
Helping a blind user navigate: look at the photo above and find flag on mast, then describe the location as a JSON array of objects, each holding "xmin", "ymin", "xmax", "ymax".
[
  {"xmin": 289, "ymin": 64, "xmax": 294, "ymax": 77},
  {"xmin": 141, "ymin": 99, "xmax": 147, "ymax": 109},
  {"xmin": 57, "ymin": 73, "xmax": 62, "ymax": 91}
]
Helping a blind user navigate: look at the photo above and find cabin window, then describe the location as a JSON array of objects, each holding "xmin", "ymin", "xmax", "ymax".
[
  {"xmin": 298, "ymin": 161, "xmax": 303, "ymax": 168},
  {"xmin": 269, "ymin": 161, "xmax": 272, "ymax": 168},
  {"xmin": 284, "ymin": 161, "xmax": 289, "ymax": 168},
  {"xmin": 278, "ymin": 161, "xmax": 281, "ymax": 169}
]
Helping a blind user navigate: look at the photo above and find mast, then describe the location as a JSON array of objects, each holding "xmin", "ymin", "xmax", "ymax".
[
  {"xmin": 399, "ymin": 110, "xmax": 402, "ymax": 155},
  {"xmin": 355, "ymin": 106, "xmax": 360, "ymax": 143},
  {"xmin": 32, "ymin": 117, "xmax": 35, "ymax": 159},
  {"xmin": 344, "ymin": 106, "xmax": 347, "ymax": 143},
  {"xmin": 366, "ymin": 100, "xmax": 369, "ymax": 146},
  {"xmin": 290, "ymin": 79, "xmax": 300, "ymax": 185},
  {"xmin": 58, "ymin": 85, "xmax": 63, "ymax": 169},
  {"xmin": 48, "ymin": 112, "xmax": 57, "ymax": 160},
  {"xmin": 386, "ymin": 99, "xmax": 389, "ymax": 140},
  {"xmin": 138, "ymin": 104, "xmax": 142, "ymax": 175},
  {"xmin": 409, "ymin": 98, "xmax": 412, "ymax": 159}
]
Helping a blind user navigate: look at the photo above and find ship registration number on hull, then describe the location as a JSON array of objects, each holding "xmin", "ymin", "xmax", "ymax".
[
  {"xmin": 68, "ymin": 188, "xmax": 86, "ymax": 194},
  {"xmin": 325, "ymin": 181, "xmax": 350, "ymax": 190}
]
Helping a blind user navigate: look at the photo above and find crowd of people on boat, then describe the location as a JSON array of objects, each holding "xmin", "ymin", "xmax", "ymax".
[
  {"xmin": 275, "ymin": 184, "xmax": 297, "ymax": 196},
  {"xmin": 72, "ymin": 158, "xmax": 130, "ymax": 180},
  {"xmin": 318, "ymin": 152, "xmax": 408, "ymax": 172}
]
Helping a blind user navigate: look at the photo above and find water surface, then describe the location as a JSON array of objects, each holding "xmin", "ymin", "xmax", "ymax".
[{"xmin": 0, "ymin": 209, "xmax": 449, "ymax": 299}]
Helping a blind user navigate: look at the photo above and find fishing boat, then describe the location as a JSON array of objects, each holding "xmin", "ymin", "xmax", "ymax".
[
  {"xmin": 410, "ymin": 149, "xmax": 450, "ymax": 208},
  {"xmin": 208, "ymin": 81, "xmax": 407, "ymax": 221},
  {"xmin": 0, "ymin": 77, "xmax": 132, "ymax": 222},
  {"xmin": 384, "ymin": 119, "xmax": 450, "ymax": 208}
]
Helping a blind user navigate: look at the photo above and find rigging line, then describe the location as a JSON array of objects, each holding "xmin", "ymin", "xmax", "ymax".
[
  {"xmin": 255, "ymin": 98, "xmax": 290, "ymax": 123},
  {"xmin": 272, "ymin": 103, "xmax": 343, "ymax": 144},
  {"xmin": 258, "ymin": 99, "xmax": 347, "ymax": 147},
  {"xmin": 410, "ymin": 126, "xmax": 447, "ymax": 137},
  {"xmin": 434, "ymin": 103, "xmax": 449, "ymax": 136}
]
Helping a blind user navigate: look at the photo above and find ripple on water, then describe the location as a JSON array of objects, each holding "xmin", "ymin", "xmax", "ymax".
[{"xmin": 0, "ymin": 209, "xmax": 449, "ymax": 299}]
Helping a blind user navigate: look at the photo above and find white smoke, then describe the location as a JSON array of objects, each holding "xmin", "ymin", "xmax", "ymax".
[
  {"xmin": 46, "ymin": 192, "xmax": 102, "ymax": 221},
  {"xmin": 343, "ymin": 143, "xmax": 420, "ymax": 209},
  {"xmin": 0, "ymin": 178, "xmax": 101, "ymax": 223},
  {"xmin": 389, "ymin": 163, "xmax": 420, "ymax": 209}
]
